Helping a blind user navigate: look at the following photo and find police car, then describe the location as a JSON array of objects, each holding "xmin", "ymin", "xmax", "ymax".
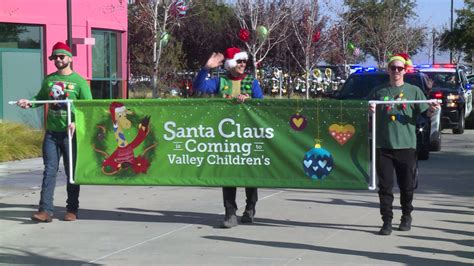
[{"xmin": 415, "ymin": 64, "xmax": 472, "ymax": 134}]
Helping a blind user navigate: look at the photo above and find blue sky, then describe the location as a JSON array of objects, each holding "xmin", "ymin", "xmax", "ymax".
[
  {"xmin": 410, "ymin": 0, "xmax": 466, "ymax": 64},
  {"xmin": 353, "ymin": 0, "xmax": 467, "ymax": 65}
]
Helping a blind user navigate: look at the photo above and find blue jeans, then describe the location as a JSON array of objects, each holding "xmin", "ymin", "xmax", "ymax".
[{"xmin": 39, "ymin": 131, "xmax": 79, "ymax": 215}]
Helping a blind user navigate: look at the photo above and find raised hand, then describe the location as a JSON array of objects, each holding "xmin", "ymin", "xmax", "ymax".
[{"xmin": 204, "ymin": 52, "xmax": 224, "ymax": 69}]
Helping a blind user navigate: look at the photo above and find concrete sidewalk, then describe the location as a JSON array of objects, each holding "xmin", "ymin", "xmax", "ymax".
[{"xmin": 0, "ymin": 150, "xmax": 473, "ymax": 265}]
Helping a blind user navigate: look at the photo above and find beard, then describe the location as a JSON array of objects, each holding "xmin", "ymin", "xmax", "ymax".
[{"xmin": 55, "ymin": 61, "xmax": 70, "ymax": 70}]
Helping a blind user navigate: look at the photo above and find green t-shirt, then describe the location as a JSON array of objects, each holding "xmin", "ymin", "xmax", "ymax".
[
  {"xmin": 369, "ymin": 82, "xmax": 428, "ymax": 149},
  {"xmin": 31, "ymin": 72, "xmax": 93, "ymax": 132}
]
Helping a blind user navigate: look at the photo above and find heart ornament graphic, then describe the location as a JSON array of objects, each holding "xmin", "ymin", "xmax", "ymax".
[
  {"xmin": 289, "ymin": 113, "xmax": 307, "ymax": 131},
  {"xmin": 329, "ymin": 123, "xmax": 355, "ymax": 145}
]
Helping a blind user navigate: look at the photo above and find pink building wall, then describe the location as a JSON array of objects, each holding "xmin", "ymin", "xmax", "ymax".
[{"xmin": 0, "ymin": 0, "xmax": 128, "ymax": 94}]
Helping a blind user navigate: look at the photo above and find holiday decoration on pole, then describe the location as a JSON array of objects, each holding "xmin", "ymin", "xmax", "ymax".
[
  {"xmin": 171, "ymin": 0, "xmax": 188, "ymax": 17},
  {"xmin": 312, "ymin": 31, "xmax": 321, "ymax": 43},
  {"xmin": 160, "ymin": 32, "xmax": 170, "ymax": 47},
  {"xmin": 238, "ymin": 28, "xmax": 250, "ymax": 42},
  {"xmin": 347, "ymin": 41, "xmax": 355, "ymax": 52},
  {"xmin": 256, "ymin": 26, "xmax": 268, "ymax": 40},
  {"xmin": 353, "ymin": 47, "xmax": 361, "ymax": 57}
]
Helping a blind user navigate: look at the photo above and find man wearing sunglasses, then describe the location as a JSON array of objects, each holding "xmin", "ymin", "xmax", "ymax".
[
  {"xmin": 193, "ymin": 47, "xmax": 263, "ymax": 228},
  {"xmin": 368, "ymin": 53, "xmax": 440, "ymax": 235},
  {"xmin": 16, "ymin": 42, "xmax": 93, "ymax": 223}
]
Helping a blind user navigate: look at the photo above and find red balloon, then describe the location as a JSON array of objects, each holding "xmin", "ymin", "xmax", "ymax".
[
  {"xmin": 239, "ymin": 28, "xmax": 250, "ymax": 42},
  {"xmin": 312, "ymin": 31, "xmax": 321, "ymax": 43}
]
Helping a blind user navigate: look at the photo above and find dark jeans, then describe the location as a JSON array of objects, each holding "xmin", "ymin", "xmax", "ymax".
[
  {"xmin": 376, "ymin": 148, "xmax": 417, "ymax": 222},
  {"xmin": 222, "ymin": 187, "xmax": 258, "ymax": 212},
  {"xmin": 39, "ymin": 131, "xmax": 79, "ymax": 215}
]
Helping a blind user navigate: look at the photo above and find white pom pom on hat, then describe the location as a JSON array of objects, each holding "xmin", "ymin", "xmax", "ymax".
[{"xmin": 224, "ymin": 47, "xmax": 248, "ymax": 70}]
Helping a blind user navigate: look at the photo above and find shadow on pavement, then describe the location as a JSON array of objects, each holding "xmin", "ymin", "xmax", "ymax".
[
  {"xmin": 0, "ymin": 247, "xmax": 100, "ymax": 266},
  {"xmin": 202, "ymin": 236, "xmax": 472, "ymax": 266}
]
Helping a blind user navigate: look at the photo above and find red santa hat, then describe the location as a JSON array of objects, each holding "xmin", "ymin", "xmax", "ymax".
[
  {"xmin": 109, "ymin": 102, "xmax": 127, "ymax": 123},
  {"xmin": 48, "ymin": 42, "xmax": 73, "ymax": 60},
  {"xmin": 224, "ymin": 47, "xmax": 248, "ymax": 70}
]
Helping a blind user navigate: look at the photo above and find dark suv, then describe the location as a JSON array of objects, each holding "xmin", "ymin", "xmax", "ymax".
[
  {"xmin": 416, "ymin": 65, "xmax": 473, "ymax": 134},
  {"xmin": 332, "ymin": 70, "xmax": 442, "ymax": 160}
]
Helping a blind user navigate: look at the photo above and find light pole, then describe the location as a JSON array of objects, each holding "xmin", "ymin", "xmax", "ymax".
[{"xmin": 450, "ymin": 0, "xmax": 453, "ymax": 63}]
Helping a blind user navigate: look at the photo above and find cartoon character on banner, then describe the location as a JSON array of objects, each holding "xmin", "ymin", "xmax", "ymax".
[
  {"xmin": 49, "ymin": 82, "xmax": 70, "ymax": 110},
  {"xmin": 94, "ymin": 102, "xmax": 157, "ymax": 175}
]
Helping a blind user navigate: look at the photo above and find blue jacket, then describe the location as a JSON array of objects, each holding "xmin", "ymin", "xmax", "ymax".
[{"xmin": 193, "ymin": 68, "xmax": 264, "ymax": 99}]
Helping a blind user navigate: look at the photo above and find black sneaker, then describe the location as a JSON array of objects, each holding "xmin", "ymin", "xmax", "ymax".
[
  {"xmin": 379, "ymin": 222, "xmax": 392, "ymax": 235},
  {"xmin": 241, "ymin": 209, "xmax": 255, "ymax": 224},
  {"xmin": 222, "ymin": 213, "xmax": 238, "ymax": 228},
  {"xmin": 399, "ymin": 216, "xmax": 412, "ymax": 231}
]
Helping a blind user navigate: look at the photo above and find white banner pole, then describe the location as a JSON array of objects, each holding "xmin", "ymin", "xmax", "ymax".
[
  {"xmin": 66, "ymin": 99, "xmax": 75, "ymax": 184},
  {"xmin": 368, "ymin": 99, "xmax": 440, "ymax": 191},
  {"xmin": 9, "ymin": 99, "xmax": 75, "ymax": 184}
]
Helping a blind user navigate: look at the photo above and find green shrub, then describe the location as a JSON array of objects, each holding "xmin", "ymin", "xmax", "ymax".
[{"xmin": 0, "ymin": 122, "xmax": 43, "ymax": 162}]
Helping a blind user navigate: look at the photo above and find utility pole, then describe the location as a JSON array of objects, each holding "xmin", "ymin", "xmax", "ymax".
[
  {"xmin": 450, "ymin": 0, "xmax": 453, "ymax": 64},
  {"xmin": 67, "ymin": 0, "xmax": 72, "ymax": 48},
  {"xmin": 432, "ymin": 29, "xmax": 436, "ymax": 64}
]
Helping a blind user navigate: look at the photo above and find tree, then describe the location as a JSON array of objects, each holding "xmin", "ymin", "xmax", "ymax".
[
  {"xmin": 174, "ymin": 0, "xmax": 239, "ymax": 70},
  {"xmin": 233, "ymin": 0, "xmax": 297, "ymax": 76},
  {"xmin": 342, "ymin": 0, "xmax": 426, "ymax": 67},
  {"xmin": 129, "ymin": 0, "xmax": 193, "ymax": 98},
  {"xmin": 439, "ymin": 0, "xmax": 474, "ymax": 65},
  {"xmin": 285, "ymin": 0, "xmax": 331, "ymax": 99}
]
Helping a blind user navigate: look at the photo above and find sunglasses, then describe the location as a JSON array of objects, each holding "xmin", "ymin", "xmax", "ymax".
[
  {"xmin": 390, "ymin": 66, "xmax": 405, "ymax": 72},
  {"xmin": 51, "ymin": 55, "xmax": 67, "ymax": 60},
  {"xmin": 236, "ymin": 59, "xmax": 247, "ymax": 64}
]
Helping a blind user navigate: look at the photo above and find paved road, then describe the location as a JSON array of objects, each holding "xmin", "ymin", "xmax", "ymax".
[{"xmin": 0, "ymin": 130, "xmax": 473, "ymax": 265}]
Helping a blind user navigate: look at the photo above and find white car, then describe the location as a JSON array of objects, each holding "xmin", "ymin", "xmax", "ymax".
[{"xmin": 415, "ymin": 64, "xmax": 473, "ymax": 134}]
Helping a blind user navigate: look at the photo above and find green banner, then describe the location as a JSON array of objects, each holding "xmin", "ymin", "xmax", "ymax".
[{"xmin": 74, "ymin": 99, "xmax": 369, "ymax": 189}]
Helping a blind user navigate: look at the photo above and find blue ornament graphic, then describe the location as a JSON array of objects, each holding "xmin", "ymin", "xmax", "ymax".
[{"xmin": 302, "ymin": 144, "xmax": 334, "ymax": 180}]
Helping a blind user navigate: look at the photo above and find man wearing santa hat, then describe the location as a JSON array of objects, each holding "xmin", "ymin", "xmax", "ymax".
[
  {"xmin": 16, "ymin": 42, "xmax": 93, "ymax": 223},
  {"xmin": 193, "ymin": 47, "xmax": 263, "ymax": 228}
]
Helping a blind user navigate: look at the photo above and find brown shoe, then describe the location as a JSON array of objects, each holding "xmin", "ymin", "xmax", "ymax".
[
  {"xmin": 64, "ymin": 212, "xmax": 77, "ymax": 221},
  {"xmin": 31, "ymin": 211, "xmax": 53, "ymax": 223}
]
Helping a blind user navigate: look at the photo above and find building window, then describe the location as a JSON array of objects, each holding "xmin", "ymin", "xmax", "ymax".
[
  {"xmin": 92, "ymin": 29, "xmax": 121, "ymax": 99},
  {"xmin": 0, "ymin": 23, "xmax": 41, "ymax": 49}
]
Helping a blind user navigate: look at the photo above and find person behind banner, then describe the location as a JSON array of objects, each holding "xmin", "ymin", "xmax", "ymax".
[
  {"xmin": 193, "ymin": 47, "xmax": 263, "ymax": 228},
  {"xmin": 16, "ymin": 42, "xmax": 93, "ymax": 222},
  {"xmin": 368, "ymin": 53, "xmax": 440, "ymax": 235}
]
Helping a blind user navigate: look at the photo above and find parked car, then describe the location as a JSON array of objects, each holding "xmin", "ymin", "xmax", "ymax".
[
  {"xmin": 332, "ymin": 69, "xmax": 442, "ymax": 160},
  {"xmin": 415, "ymin": 64, "xmax": 473, "ymax": 134}
]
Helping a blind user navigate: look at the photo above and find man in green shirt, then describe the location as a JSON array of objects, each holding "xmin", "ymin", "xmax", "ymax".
[
  {"xmin": 17, "ymin": 42, "xmax": 93, "ymax": 222},
  {"xmin": 369, "ymin": 53, "xmax": 439, "ymax": 235}
]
